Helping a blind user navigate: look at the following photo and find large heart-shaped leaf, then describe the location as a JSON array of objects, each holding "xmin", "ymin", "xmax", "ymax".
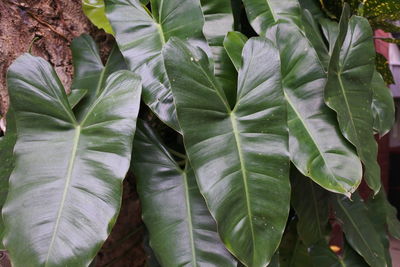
[
  {"xmin": 105, "ymin": 0, "xmax": 209, "ymax": 132},
  {"xmin": 291, "ymin": 170, "xmax": 329, "ymax": 246},
  {"xmin": 332, "ymin": 194, "xmax": 387, "ymax": 267},
  {"xmin": 2, "ymin": 54, "xmax": 141, "ymax": 266},
  {"xmin": 325, "ymin": 6, "xmax": 380, "ymax": 193},
  {"xmin": 371, "ymin": 70, "xmax": 395, "ymax": 137},
  {"xmin": 267, "ymin": 23, "xmax": 362, "ymax": 195},
  {"xmin": 71, "ymin": 34, "xmax": 127, "ymax": 119},
  {"xmin": 0, "ymin": 110, "xmax": 16, "ymax": 248},
  {"xmin": 132, "ymin": 120, "xmax": 236, "ymax": 266},
  {"xmin": 164, "ymin": 37, "xmax": 290, "ymax": 267}
]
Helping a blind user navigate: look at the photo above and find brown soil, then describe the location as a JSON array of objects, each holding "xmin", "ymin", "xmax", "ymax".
[{"xmin": 0, "ymin": 0, "xmax": 146, "ymax": 266}]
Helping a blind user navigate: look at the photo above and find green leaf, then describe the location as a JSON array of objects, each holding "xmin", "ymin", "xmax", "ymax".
[
  {"xmin": 299, "ymin": 0, "xmax": 324, "ymax": 18},
  {"xmin": 376, "ymin": 52, "xmax": 395, "ymax": 85},
  {"xmin": 279, "ymin": 220, "xmax": 313, "ymax": 267},
  {"xmin": 367, "ymin": 189, "xmax": 400, "ymax": 240},
  {"xmin": 0, "ymin": 110, "xmax": 17, "ymax": 248},
  {"xmin": 371, "ymin": 70, "xmax": 395, "ymax": 136},
  {"xmin": 310, "ymin": 241, "xmax": 369, "ymax": 266},
  {"xmin": 67, "ymin": 89, "xmax": 88, "ymax": 109},
  {"xmin": 132, "ymin": 120, "xmax": 236, "ymax": 266},
  {"xmin": 105, "ymin": 0, "xmax": 209, "ymax": 132},
  {"xmin": 82, "ymin": 0, "xmax": 114, "ymax": 34},
  {"xmin": 164, "ymin": 37, "xmax": 290, "ymax": 267},
  {"xmin": 332, "ymin": 194, "xmax": 387, "ymax": 267},
  {"xmin": 267, "ymin": 23, "xmax": 362, "ymax": 195},
  {"xmin": 291, "ymin": 170, "xmax": 329, "ymax": 246},
  {"xmin": 223, "ymin": 31, "xmax": 248, "ymax": 71},
  {"xmin": 201, "ymin": 0, "xmax": 237, "ymax": 108},
  {"xmin": 242, "ymin": 0, "xmax": 302, "ymax": 35},
  {"xmin": 319, "ymin": 18, "xmax": 339, "ymax": 55},
  {"xmin": 3, "ymin": 54, "xmax": 141, "ymax": 266},
  {"xmin": 71, "ymin": 34, "xmax": 127, "ymax": 120},
  {"xmin": 325, "ymin": 6, "xmax": 380, "ymax": 193}
]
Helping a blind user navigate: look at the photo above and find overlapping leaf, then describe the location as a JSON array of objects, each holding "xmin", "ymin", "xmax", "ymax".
[
  {"xmin": 164, "ymin": 37, "xmax": 290, "ymax": 267},
  {"xmin": 105, "ymin": 0, "xmax": 209, "ymax": 131},
  {"xmin": 291, "ymin": 170, "xmax": 329, "ymax": 246},
  {"xmin": 325, "ymin": 7, "xmax": 380, "ymax": 193},
  {"xmin": 2, "ymin": 54, "xmax": 141, "ymax": 266},
  {"xmin": 132, "ymin": 120, "xmax": 236, "ymax": 266},
  {"xmin": 71, "ymin": 34, "xmax": 127, "ymax": 119},
  {"xmin": 267, "ymin": 23, "xmax": 362, "ymax": 195},
  {"xmin": 82, "ymin": 0, "xmax": 113, "ymax": 34},
  {"xmin": 332, "ymin": 194, "xmax": 387, "ymax": 267},
  {"xmin": 371, "ymin": 70, "xmax": 395, "ymax": 136}
]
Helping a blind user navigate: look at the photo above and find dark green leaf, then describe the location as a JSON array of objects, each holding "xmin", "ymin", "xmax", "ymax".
[
  {"xmin": 0, "ymin": 110, "xmax": 17, "ymax": 248},
  {"xmin": 325, "ymin": 6, "xmax": 380, "ymax": 193},
  {"xmin": 67, "ymin": 89, "xmax": 88, "ymax": 109},
  {"xmin": 319, "ymin": 18, "xmax": 339, "ymax": 55},
  {"xmin": 371, "ymin": 70, "xmax": 395, "ymax": 136},
  {"xmin": 164, "ymin": 37, "xmax": 290, "ymax": 267},
  {"xmin": 279, "ymin": 220, "xmax": 313, "ymax": 267},
  {"xmin": 105, "ymin": 0, "xmax": 209, "ymax": 132},
  {"xmin": 291, "ymin": 170, "xmax": 329, "ymax": 246},
  {"xmin": 310, "ymin": 241, "xmax": 369, "ymax": 267},
  {"xmin": 223, "ymin": 31, "xmax": 248, "ymax": 71},
  {"xmin": 376, "ymin": 52, "xmax": 395, "ymax": 85},
  {"xmin": 267, "ymin": 23, "xmax": 362, "ymax": 195},
  {"xmin": 3, "ymin": 54, "xmax": 141, "ymax": 266},
  {"xmin": 132, "ymin": 120, "xmax": 236, "ymax": 266},
  {"xmin": 71, "ymin": 34, "xmax": 127, "ymax": 120},
  {"xmin": 242, "ymin": 0, "xmax": 302, "ymax": 35},
  {"xmin": 332, "ymin": 194, "xmax": 387, "ymax": 267},
  {"xmin": 82, "ymin": 0, "xmax": 114, "ymax": 34}
]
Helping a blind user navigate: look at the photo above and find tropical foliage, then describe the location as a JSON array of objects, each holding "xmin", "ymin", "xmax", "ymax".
[{"xmin": 0, "ymin": 0, "xmax": 399, "ymax": 266}]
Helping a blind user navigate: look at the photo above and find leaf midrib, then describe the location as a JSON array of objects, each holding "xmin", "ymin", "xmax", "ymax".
[{"xmin": 44, "ymin": 125, "xmax": 81, "ymax": 266}]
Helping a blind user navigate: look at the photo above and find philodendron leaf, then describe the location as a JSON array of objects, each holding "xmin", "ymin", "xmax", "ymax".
[
  {"xmin": 132, "ymin": 120, "xmax": 236, "ymax": 266},
  {"xmin": 3, "ymin": 54, "xmax": 141, "ymax": 266},
  {"xmin": 332, "ymin": 194, "xmax": 387, "ymax": 267},
  {"xmin": 325, "ymin": 6, "xmax": 380, "ymax": 193},
  {"xmin": 105, "ymin": 0, "xmax": 209, "ymax": 132},
  {"xmin": 82, "ymin": 0, "xmax": 113, "ymax": 34},
  {"xmin": 291, "ymin": 170, "xmax": 329, "ymax": 246},
  {"xmin": 201, "ymin": 0, "xmax": 237, "ymax": 107},
  {"xmin": 267, "ymin": 23, "xmax": 362, "ymax": 195},
  {"xmin": 223, "ymin": 31, "xmax": 248, "ymax": 71},
  {"xmin": 242, "ymin": 0, "xmax": 302, "ymax": 35},
  {"xmin": 71, "ymin": 34, "xmax": 127, "ymax": 120},
  {"xmin": 0, "ymin": 110, "xmax": 16, "ymax": 249},
  {"xmin": 310, "ymin": 241, "xmax": 368, "ymax": 267},
  {"xmin": 67, "ymin": 89, "xmax": 88, "ymax": 109},
  {"xmin": 371, "ymin": 70, "xmax": 395, "ymax": 137},
  {"xmin": 164, "ymin": 37, "xmax": 290, "ymax": 267}
]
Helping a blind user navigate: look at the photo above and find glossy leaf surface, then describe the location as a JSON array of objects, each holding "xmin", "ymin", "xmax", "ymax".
[
  {"xmin": 332, "ymin": 194, "xmax": 387, "ymax": 267},
  {"xmin": 105, "ymin": 0, "xmax": 208, "ymax": 131},
  {"xmin": 0, "ymin": 110, "xmax": 16, "ymax": 248},
  {"xmin": 164, "ymin": 37, "xmax": 290, "ymax": 267},
  {"xmin": 132, "ymin": 120, "xmax": 236, "ymax": 266},
  {"xmin": 371, "ymin": 70, "xmax": 395, "ymax": 137},
  {"xmin": 242, "ymin": 0, "xmax": 301, "ymax": 35},
  {"xmin": 3, "ymin": 54, "xmax": 141, "ymax": 266},
  {"xmin": 71, "ymin": 34, "xmax": 127, "ymax": 119},
  {"xmin": 67, "ymin": 89, "xmax": 88, "ymax": 109},
  {"xmin": 291, "ymin": 171, "xmax": 329, "ymax": 246},
  {"xmin": 82, "ymin": 0, "xmax": 113, "ymax": 34},
  {"xmin": 267, "ymin": 23, "xmax": 362, "ymax": 195},
  {"xmin": 223, "ymin": 31, "xmax": 248, "ymax": 71},
  {"xmin": 325, "ymin": 8, "xmax": 380, "ymax": 193}
]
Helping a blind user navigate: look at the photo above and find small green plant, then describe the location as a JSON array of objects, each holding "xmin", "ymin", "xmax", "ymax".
[{"xmin": 0, "ymin": 0, "xmax": 399, "ymax": 266}]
